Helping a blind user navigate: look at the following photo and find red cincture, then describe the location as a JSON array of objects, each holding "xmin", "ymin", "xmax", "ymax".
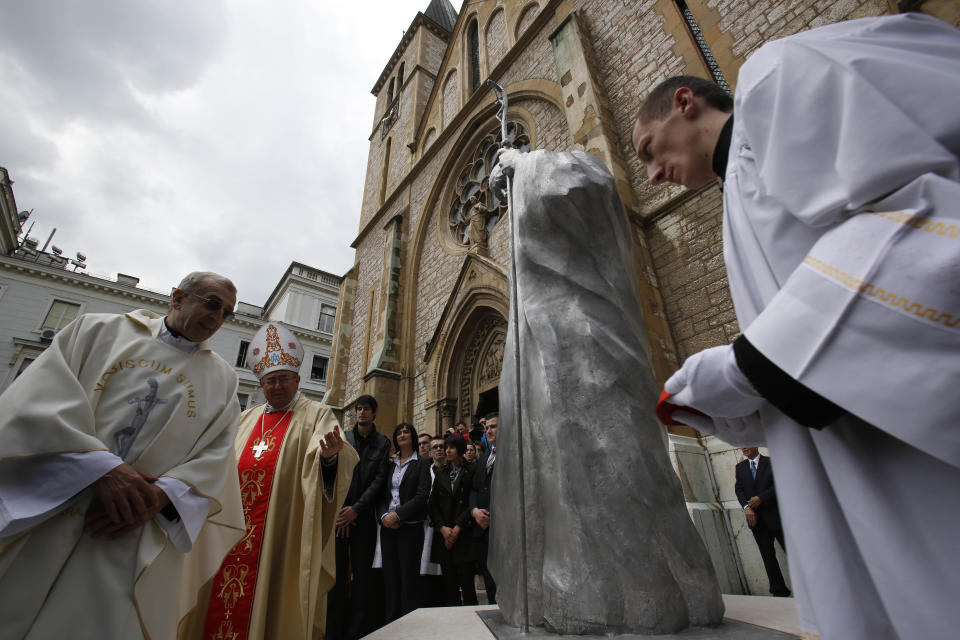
[{"xmin": 201, "ymin": 411, "xmax": 293, "ymax": 640}]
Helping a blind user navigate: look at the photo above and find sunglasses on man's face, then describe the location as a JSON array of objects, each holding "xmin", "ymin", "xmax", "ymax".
[{"xmin": 191, "ymin": 293, "xmax": 235, "ymax": 320}]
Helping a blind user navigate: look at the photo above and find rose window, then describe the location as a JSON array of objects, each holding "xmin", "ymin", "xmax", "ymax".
[{"xmin": 449, "ymin": 121, "xmax": 530, "ymax": 246}]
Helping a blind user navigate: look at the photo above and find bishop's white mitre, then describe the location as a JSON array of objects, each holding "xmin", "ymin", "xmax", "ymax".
[{"xmin": 247, "ymin": 322, "xmax": 303, "ymax": 379}]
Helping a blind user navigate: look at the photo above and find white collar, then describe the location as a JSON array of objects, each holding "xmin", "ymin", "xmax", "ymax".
[
  {"xmin": 158, "ymin": 318, "xmax": 199, "ymax": 354},
  {"xmin": 394, "ymin": 451, "xmax": 419, "ymax": 466}
]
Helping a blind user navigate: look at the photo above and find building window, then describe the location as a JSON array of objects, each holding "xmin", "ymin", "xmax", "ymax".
[
  {"xmin": 236, "ymin": 340, "xmax": 250, "ymax": 368},
  {"xmin": 379, "ymin": 138, "xmax": 392, "ymax": 203},
  {"xmin": 310, "ymin": 355, "xmax": 328, "ymax": 383},
  {"xmin": 15, "ymin": 357, "xmax": 34, "ymax": 378},
  {"xmin": 449, "ymin": 121, "xmax": 530, "ymax": 247},
  {"xmin": 41, "ymin": 300, "xmax": 80, "ymax": 331},
  {"xmin": 397, "ymin": 61, "xmax": 405, "ymax": 86},
  {"xmin": 318, "ymin": 304, "xmax": 336, "ymax": 333},
  {"xmin": 237, "ymin": 393, "xmax": 249, "ymax": 411},
  {"xmin": 469, "ymin": 19, "xmax": 481, "ymax": 92}
]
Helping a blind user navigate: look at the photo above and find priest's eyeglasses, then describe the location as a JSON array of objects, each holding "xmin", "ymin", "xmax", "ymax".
[
  {"xmin": 191, "ymin": 293, "xmax": 235, "ymax": 320},
  {"xmin": 262, "ymin": 375, "xmax": 297, "ymax": 387}
]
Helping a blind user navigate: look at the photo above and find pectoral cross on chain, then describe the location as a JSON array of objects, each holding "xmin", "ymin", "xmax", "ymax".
[{"xmin": 252, "ymin": 440, "xmax": 269, "ymax": 459}]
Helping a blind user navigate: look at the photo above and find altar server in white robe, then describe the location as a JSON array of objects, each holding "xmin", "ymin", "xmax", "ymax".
[
  {"xmin": 633, "ymin": 13, "xmax": 960, "ymax": 640},
  {"xmin": 0, "ymin": 271, "xmax": 245, "ymax": 639}
]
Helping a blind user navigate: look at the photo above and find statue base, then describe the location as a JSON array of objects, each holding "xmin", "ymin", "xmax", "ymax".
[
  {"xmin": 478, "ymin": 609, "xmax": 797, "ymax": 639},
  {"xmin": 364, "ymin": 596, "xmax": 804, "ymax": 640}
]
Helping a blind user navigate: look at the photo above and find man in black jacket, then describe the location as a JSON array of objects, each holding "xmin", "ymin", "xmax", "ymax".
[
  {"xmin": 735, "ymin": 446, "xmax": 789, "ymax": 597},
  {"xmin": 326, "ymin": 394, "xmax": 391, "ymax": 639},
  {"xmin": 470, "ymin": 412, "xmax": 498, "ymax": 603}
]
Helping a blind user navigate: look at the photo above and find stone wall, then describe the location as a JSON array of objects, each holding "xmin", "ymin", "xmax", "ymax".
[
  {"xmin": 345, "ymin": 218, "xmax": 389, "ymax": 402},
  {"xmin": 645, "ymin": 186, "xmax": 737, "ymax": 361}
]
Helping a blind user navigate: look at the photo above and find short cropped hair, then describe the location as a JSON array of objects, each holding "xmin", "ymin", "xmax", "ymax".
[
  {"xmin": 392, "ymin": 422, "xmax": 418, "ymax": 452},
  {"xmin": 483, "ymin": 411, "xmax": 499, "ymax": 422},
  {"xmin": 636, "ymin": 75, "xmax": 732, "ymax": 123},
  {"xmin": 355, "ymin": 394, "xmax": 378, "ymax": 412},
  {"xmin": 176, "ymin": 272, "xmax": 237, "ymax": 296},
  {"xmin": 444, "ymin": 433, "xmax": 467, "ymax": 456}
]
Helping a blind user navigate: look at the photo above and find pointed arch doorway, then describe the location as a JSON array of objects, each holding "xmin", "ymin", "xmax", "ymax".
[{"xmin": 423, "ymin": 254, "xmax": 508, "ymax": 434}]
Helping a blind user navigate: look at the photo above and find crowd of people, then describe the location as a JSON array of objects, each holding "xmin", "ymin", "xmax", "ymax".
[
  {"xmin": 326, "ymin": 406, "xmax": 500, "ymax": 639},
  {"xmin": 0, "ymin": 271, "xmax": 501, "ymax": 639}
]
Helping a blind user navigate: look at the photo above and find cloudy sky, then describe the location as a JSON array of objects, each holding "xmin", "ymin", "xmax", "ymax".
[{"xmin": 1, "ymin": 0, "xmax": 462, "ymax": 305}]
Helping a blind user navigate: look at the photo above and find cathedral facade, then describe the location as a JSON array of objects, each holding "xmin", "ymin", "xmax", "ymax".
[
  {"xmin": 323, "ymin": 0, "xmax": 903, "ymax": 435},
  {"xmin": 323, "ymin": 0, "xmax": 953, "ymax": 594}
]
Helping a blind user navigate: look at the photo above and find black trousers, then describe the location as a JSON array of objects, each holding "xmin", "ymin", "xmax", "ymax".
[
  {"xmin": 475, "ymin": 532, "xmax": 497, "ymax": 604},
  {"xmin": 752, "ymin": 524, "xmax": 790, "ymax": 596},
  {"xmin": 326, "ymin": 522, "xmax": 383, "ymax": 640},
  {"xmin": 419, "ymin": 574, "xmax": 445, "ymax": 608},
  {"xmin": 381, "ymin": 523, "xmax": 425, "ymax": 622},
  {"xmin": 440, "ymin": 560, "xmax": 478, "ymax": 606}
]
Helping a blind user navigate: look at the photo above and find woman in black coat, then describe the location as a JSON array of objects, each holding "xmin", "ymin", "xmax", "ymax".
[
  {"xmin": 428, "ymin": 433, "xmax": 477, "ymax": 605},
  {"xmin": 377, "ymin": 423, "xmax": 430, "ymax": 622}
]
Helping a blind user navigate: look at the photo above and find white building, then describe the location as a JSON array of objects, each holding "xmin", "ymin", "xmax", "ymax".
[{"xmin": 0, "ymin": 167, "xmax": 340, "ymax": 410}]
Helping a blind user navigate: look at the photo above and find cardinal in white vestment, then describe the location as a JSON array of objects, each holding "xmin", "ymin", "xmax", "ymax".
[
  {"xmin": 179, "ymin": 322, "xmax": 358, "ymax": 640},
  {"xmin": 0, "ymin": 272, "xmax": 246, "ymax": 639},
  {"xmin": 633, "ymin": 13, "xmax": 960, "ymax": 640}
]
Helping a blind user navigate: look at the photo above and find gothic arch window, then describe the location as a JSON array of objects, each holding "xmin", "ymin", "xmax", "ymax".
[
  {"xmin": 516, "ymin": 3, "xmax": 540, "ymax": 39},
  {"xmin": 423, "ymin": 127, "xmax": 437, "ymax": 152},
  {"xmin": 387, "ymin": 77, "xmax": 395, "ymax": 109},
  {"xmin": 379, "ymin": 137, "xmax": 391, "ymax": 204},
  {"xmin": 397, "ymin": 61, "xmax": 405, "ymax": 86},
  {"xmin": 468, "ymin": 18, "xmax": 481, "ymax": 93},
  {"xmin": 443, "ymin": 70, "xmax": 458, "ymax": 128},
  {"xmin": 448, "ymin": 121, "xmax": 530, "ymax": 247},
  {"xmin": 485, "ymin": 8, "xmax": 508, "ymax": 71}
]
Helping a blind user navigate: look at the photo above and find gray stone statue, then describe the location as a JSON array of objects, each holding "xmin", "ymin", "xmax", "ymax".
[{"xmin": 488, "ymin": 149, "xmax": 724, "ymax": 635}]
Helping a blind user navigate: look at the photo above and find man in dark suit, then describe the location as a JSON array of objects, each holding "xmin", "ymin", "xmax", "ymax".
[
  {"xmin": 326, "ymin": 394, "xmax": 391, "ymax": 640},
  {"xmin": 470, "ymin": 412, "xmax": 498, "ymax": 604},
  {"xmin": 735, "ymin": 446, "xmax": 790, "ymax": 597}
]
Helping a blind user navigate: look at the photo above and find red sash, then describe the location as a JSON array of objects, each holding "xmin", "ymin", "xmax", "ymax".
[{"xmin": 201, "ymin": 410, "xmax": 293, "ymax": 640}]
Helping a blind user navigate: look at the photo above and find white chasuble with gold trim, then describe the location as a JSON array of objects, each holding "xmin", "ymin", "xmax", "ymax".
[{"xmin": 0, "ymin": 309, "xmax": 244, "ymax": 640}]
